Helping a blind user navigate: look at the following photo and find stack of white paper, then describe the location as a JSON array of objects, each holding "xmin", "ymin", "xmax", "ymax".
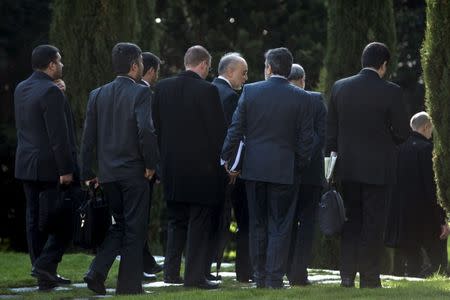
[{"xmin": 324, "ymin": 153, "xmax": 337, "ymax": 182}]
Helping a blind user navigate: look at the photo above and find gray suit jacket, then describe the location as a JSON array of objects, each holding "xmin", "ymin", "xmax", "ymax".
[
  {"xmin": 80, "ymin": 76, "xmax": 159, "ymax": 182},
  {"xmin": 222, "ymin": 76, "xmax": 314, "ymax": 185}
]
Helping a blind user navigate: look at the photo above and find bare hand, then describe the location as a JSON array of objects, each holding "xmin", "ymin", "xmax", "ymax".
[
  {"xmin": 85, "ymin": 177, "xmax": 99, "ymax": 188},
  {"xmin": 228, "ymin": 171, "xmax": 240, "ymax": 185},
  {"xmin": 60, "ymin": 173, "xmax": 73, "ymax": 185},
  {"xmin": 54, "ymin": 79, "xmax": 66, "ymax": 92},
  {"xmin": 145, "ymin": 168, "xmax": 155, "ymax": 180},
  {"xmin": 440, "ymin": 224, "xmax": 450, "ymax": 240}
]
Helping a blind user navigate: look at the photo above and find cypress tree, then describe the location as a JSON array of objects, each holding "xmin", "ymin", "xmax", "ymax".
[
  {"xmin": 313, "ymin": 0, "xmax": 397, "ymax": 271},
  {"xmin": 320, "ymin": 0, "xmax": 397, "ymax": 97},
  {"xmin": 49, "ymin": 0, "xmax": 157, "ymax": 127},
  {"xmin": 421, "ymin": 0, "xmax": 450, "ymax": 212}
]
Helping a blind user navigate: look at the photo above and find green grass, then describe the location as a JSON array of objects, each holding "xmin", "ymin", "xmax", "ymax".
[{"xmin": 0, "ymin": 252, "xmax": 449, "ymax": 299}]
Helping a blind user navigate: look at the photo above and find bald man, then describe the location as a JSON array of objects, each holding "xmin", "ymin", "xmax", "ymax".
[{"xmin": 210, "ymin": 53, "xmax": 252, "ymax": 282}]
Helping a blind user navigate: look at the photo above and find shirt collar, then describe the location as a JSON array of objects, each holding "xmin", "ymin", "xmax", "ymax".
[
  {"xmin": 361, "ymin": 67, "xmax": 381, "ymax": 77},
  {"xmin": 270, "ymin": 74, "xmax": 287, "ymax": 79},
  {"xmin": 218, "ymin": 76, "xmax": 232, "ymax": 88},
  {"xmin": 116, "ymin": 75, "xmax": 136, "ymax": 83},
  {"xmin": 141, "ymin": 79, "xmax": 150, "ymax": 87}
]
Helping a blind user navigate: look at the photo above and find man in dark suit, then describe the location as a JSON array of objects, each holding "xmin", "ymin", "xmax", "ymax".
[
  {"xmin": 14, "ymin": 45, "xmax": 75, "ymax": 291},
  {"xmin": 390, "ymin": 112, "xmax": 449, "ymax": 277},
  {"xmin": 286, "ymin": 64, "xmax": 326, "ymax": 286},
  {"xmin": 152, "ymin": 45, "xmax": 226, "ymax": 289},
  {"xmin": 81, "ymin": 42, "xmax": 159, "ymax": 295},
  {"xmin": 211, "ymin": 52, "xmax": 251, "ymax": 282},
  {"xmin": 139, "ymin": 51, "xmax": 163, "ymax": 280},
  {"xmin": 222, "ymin": 48, "xmax": 314, "ymax": 288},
  {"xmin": 326, "ymin": 42, "xmax": 409, "ymax": 288}
]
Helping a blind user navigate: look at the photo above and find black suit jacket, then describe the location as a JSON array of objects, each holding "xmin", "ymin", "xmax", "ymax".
[
  {"xmin": 222, "ymin": 76, "xmax": 314, "ymax": 185},
  {"xmin": 301, "ymin": 91, "xmax": 326, "ymax": 186},
  {"xmin": 212, "ymin": 77, "xmax": 239, "ymax": 127},
  {"xmin": 326, "ymin": 69, "xmax": 409, "ymax": 185},
  {"xmin": 152, "ymin": 71, "xmax": 227, "ymax": 206},
  {"xmin": 14, "ymin": 71, "xmax": 74, "ymax": 181},
  {"xmin": 80, "ymin": 76, "xmax": 159, "ymax": 182},
  {"xmin": 391, "ymin": 132, "xmax": 446, "ymax": 246}
]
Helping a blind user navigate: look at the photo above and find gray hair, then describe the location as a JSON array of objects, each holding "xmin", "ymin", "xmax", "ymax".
[
  {"xmin": 287, "ymin": 64, "xmax": 305, "ymax": 81},
  {"xmin": 410, "ymin": 111, "xmax": 432, "ymax": 131},
  {"xmin": 218, "ymin": 52, "xmax": 244, "ymax": 75}
]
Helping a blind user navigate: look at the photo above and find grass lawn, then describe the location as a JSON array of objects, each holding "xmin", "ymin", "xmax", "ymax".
[{"xmin": 0, "ymin": 252, "xmax": 449, "ymax": 299}]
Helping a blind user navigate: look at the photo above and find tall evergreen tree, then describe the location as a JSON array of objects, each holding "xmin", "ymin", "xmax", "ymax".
[
  {"xmin": 50, "ymin": 0, "xmax": 158, "ymax": 127},
  {"xmin": 320, "ymin": 0, "xmax": 397, "ymax": 97},
  {"xmin": 156, "ymin": 0, "xmax": 326, "ymax": 89},
  {"xmin": 421, "ymin": 0, "xmax": 450, "ymax": 212}
]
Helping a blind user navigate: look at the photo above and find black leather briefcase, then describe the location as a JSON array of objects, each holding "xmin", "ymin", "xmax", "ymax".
[
  {"xmin": 73, "ymin": 185, "xmax": 111, "ymax": 249},
  {"xmin": 318, "ymin": 183, "xmax": 346, "ymax": 236}
]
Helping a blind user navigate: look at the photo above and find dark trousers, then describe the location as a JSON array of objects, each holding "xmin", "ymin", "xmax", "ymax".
[
  {"xmin": 394, "ymin": 238, "xmax": 448, "ymax": 277},
  {"xmin": 287, "ymin": 184, "xmax": 322, "ymax": 283},
  {"xmin": 143, "ymin": 180, "xmax": 158, "ymax": 273},
  {"xmin": 22, "ymin": 181, "xmax": 70, "ymax": 273},
  {"xmin": 164, "ymin": 202, "xmax": 215, "ymax": 285},
  {"xmin": 232, "ymin": 179, "xmax": 251, "ymax": 281},
  {"xmin": 89, "ymin": 177, "xmax": 149, "ymax": 295},
  {"xmin": 246, "ymin": 180, "xmax": 298, "ymax": 288},
  {"xmin": 340, "ymin": 181, "xmax": 387, "ymax": 286}
]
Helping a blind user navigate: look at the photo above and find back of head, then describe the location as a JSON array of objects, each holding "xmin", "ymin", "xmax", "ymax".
[
  {"xmin": 184, "ymin": 45, "xmax": 211, "ymax": 68},
  {"xmin": 361, "ymin": 42, "xmax": 390, "ymax": 69},
  {"xmin": 31, "ymin": 44, "xmax": 60, "ymax": 70},
  {"xmin": 287, "ymin": 64, "xmax": 305, "ymax": 81},
  {"xmin": 142, "ymin": 52, "xmax": 161, "ymax": 74},
  {"xmin": 410, "ymin": 111, "xmax": 431, "ymax": 131},
  {"xmin": 218, "ymin": 52, "xmax": 243, "ymax": 75},
  {"xmin": 112, "ymin": 42, "xmax": 142, "ymax": 75},
  {"xmin": 265, "ymin": 47, "xmax": 293, "ymax": 78}
]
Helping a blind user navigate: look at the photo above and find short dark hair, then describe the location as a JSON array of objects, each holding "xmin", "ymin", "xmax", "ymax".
[
  {"xmin": 361, "ymin": 42, "xmax": 390, "ymax": 69},
  {"xmin": 265, "ymin": 47, "xmax": 293, "ymax": 78},
  {"xmin": 31, "ymin": 45, "xmax": 60, "ymax": 70},
  {"xmin": 142, "ymin": 52, "xmax": 161, "ymax": 75},
  {"xmin": 112, "ymin": 42, "xmax": 142, "ymax": 75},
  {"xmin": 184, "ymin": 45, "xmax": 211, "ymax": 67}
]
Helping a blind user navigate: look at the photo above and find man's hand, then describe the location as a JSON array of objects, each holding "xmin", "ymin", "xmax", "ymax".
[
  {"xmin": 60, "ymin": 173, "xmax": 73, "ymax": 185},
  {"xmin": 224, "ymin": 162, "xmax": 240, "ymax": 184},
  {"xmin": 84, "ymin": 177, "xmax": 99, "ymax": 188},
  {"xmin": 228, "ymin": 171, "xmax": 240, "ymax": 185},
  {"xmin": 440, "ymin": 223, "xmax": 450, "ymax": 240},
  {"xmin": 145, "ymin": 168, "xmax": 155, "ymax": 180},
  {"xmin": 54, "ymin": 79, "xmax": 66, "ymax": 92}
]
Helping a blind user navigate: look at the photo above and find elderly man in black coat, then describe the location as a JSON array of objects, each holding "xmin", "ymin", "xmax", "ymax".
[
  {"xmin": 388, "ymin": 112, "xmax": 449, "ymax": 277},
  {"xmin": 286, "ymin": 64, "xmax": 327, "ymax": 286},
  {"xmin": 152, "ymin": 45, "xmax": 226, "ymax": 289}
]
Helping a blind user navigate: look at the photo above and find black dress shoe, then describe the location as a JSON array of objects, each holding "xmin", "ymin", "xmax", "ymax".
[
  {"xmin": 146, "ymin": 264, "xmax": 163, "ymax": 274},
  {"xmin": 185, "ymin": 279, "xmax": 219, "ymax": 289},
  {"xmin": 206, "ymin": 273, "xmax": 222, "ymax": 281},
  {"xmin": 142, "ymin": 272, "xmax": 157, "ymax": 282},
  {"xmin": 164, "ymin": 275, "xmax": 183, "ymax": 284},
  {"xmin": 56, "ymin": 274, "xmax": 71, "ymax": 285},
  {"xmin": 38, "ymin": 279, "xmax": 58, "ymax": 291},
  {"xmin": 340, "ymin": 278, "xmax": 355, "ymax": 288},
  {"xmin": 360, "ymin": 281, "xmax": 382, "ymax": 288},
  {"xmin": 84, "ymin": 270, "xmax": 106, "ymax": 295},
  {"xmin": 290, "ymin": 279, "xmax": 311, "ymax": 286},
  {"xmin": 31, "ymin": 267, "xmax": 59, "ymax": 282}
]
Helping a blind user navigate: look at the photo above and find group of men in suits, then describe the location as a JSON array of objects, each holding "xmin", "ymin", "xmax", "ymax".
[{"xmin": 14, "ymin": 40, "xmax": 448, "ymax": 294}]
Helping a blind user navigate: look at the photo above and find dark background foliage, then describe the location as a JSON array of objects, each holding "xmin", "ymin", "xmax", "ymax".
[{"xmin": 0, "ymin": 0, "xmax": 431, "ymax": 271}]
